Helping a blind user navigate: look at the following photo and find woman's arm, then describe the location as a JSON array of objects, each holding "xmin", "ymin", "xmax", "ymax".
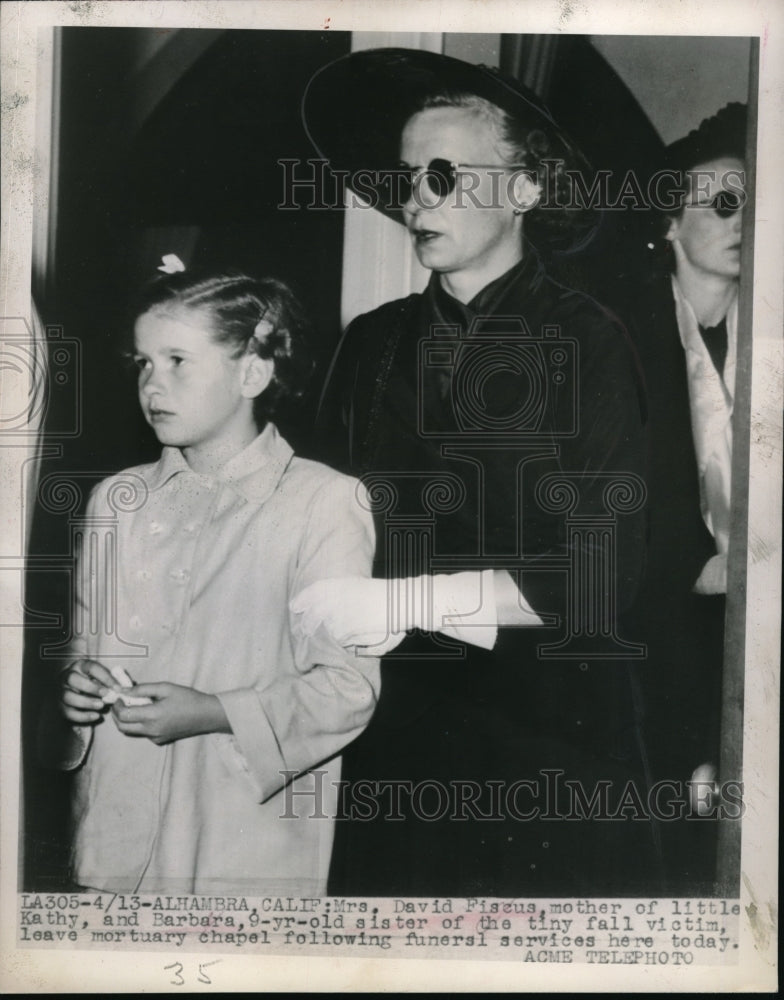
[
  {"xmin": 291, "ymin": 308, "xmax": 645, "ymax": 653},
  {"xmin": 494, "ymin": 568, "xmax": 544, "ymax": 625},
  {"xmin": 290, "ymin": 568, "xmax": 544, "ymax": 656}
]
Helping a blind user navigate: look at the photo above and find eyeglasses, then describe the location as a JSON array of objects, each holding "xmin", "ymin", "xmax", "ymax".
[
  {"xmin": 711, "ymin": 190, "xmax": 744, "ymax": 218},
  {"xmin": 394, "ymin": 158, "xmax": 528, "ymax": 204},
  {"xmin": 688, "ymin": 190, "xmax": 744, "ymax": 218}
]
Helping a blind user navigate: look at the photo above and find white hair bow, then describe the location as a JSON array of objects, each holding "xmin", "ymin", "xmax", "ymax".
[
  {"xmin": 158, "ymin": 253, "xmax": 186, "ymax": 274},
  {"xmin": 253, "ymin": 318, "xmax": 274, "ymax": 342}
]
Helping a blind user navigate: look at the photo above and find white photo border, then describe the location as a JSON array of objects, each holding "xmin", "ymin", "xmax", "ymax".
[{"xmin": 1, "ymin": 0, "xmax": 780, "ymax": 992}]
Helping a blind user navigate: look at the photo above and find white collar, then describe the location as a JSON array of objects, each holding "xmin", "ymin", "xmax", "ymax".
[{"xmin": 142, "ymin": 422, "xmax": 294, "ymax": 505}]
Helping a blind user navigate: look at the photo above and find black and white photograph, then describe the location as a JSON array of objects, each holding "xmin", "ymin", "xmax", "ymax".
[{"xmin": 1, "ymin": 0, "xmax": 780, "ymax": 992}]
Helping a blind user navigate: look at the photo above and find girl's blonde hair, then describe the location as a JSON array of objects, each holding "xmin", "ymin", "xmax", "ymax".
[{"xmin": 131, "ymin": 270, "xmax": 312, "ymax": 423}]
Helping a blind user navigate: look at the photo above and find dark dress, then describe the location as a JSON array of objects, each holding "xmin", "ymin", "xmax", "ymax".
[
  {"xmin": 318, "ymin": 248, "xmax": 660, "ymax": 897},
  {"xmin": 617, "ymin": 268, "xmax": 726, "ymax": 894}
]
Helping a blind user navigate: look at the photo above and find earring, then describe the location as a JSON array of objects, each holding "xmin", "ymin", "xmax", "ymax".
[{"xmin": 513, "ymin": 208, "xmax": 523, "ymax": 216}]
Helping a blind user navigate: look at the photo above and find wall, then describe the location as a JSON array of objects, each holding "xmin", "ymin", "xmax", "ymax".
[
  {"xmin": 444, "ymin": 32, "xmax": 751, "ymax": 143},
  {"xmin": 589, "ymin": 35, "xmax": 750, "ymax": 143}
]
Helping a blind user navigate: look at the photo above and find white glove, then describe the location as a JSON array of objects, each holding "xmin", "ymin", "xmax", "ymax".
[
  {"xmin": 689, "ymin": 762, "xmax": 718, "ymax": 816},
  {"xmin": 290, "ymin": 570, "xmax": 498, "ymax": 655},
  {"xmin": 693, "ymin": 553, "xmax": 727, "ymax": 595}
]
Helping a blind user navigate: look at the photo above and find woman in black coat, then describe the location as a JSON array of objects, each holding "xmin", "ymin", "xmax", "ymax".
[
  {"xmin": 293, "ymin": 48, "xmax": 658, "ymax": 897},
  {"xmin": 615, "ymin": 104, "xmax": 747, "ymax": 893}
]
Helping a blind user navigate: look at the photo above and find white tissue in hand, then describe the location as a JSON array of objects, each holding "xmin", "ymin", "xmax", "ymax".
[{"xmin": 104, "ymin": 665, "xmax": 152, "ymax": 706}]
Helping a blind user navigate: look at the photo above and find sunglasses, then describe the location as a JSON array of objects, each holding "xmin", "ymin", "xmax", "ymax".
[
  {"xmin": 688, "ymin": 190, "xmax": 744, "ymax": 218},
  {"xmin": 393, "ymin": 158, "xmax": 528, "ymax": 204}
]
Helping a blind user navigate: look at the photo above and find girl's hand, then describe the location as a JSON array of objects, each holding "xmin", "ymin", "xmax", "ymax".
[
  {"xmin": 110, "ymin": 683, "xmax": 230, "ymax": 745},
  {"xmin": 60, "ymin": 659, "xmax": 116, "ymax": 724}
]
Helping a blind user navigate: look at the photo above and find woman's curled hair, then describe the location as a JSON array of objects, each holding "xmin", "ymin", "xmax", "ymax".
[{"xmin": 420, "ymin": 91, "xmax": 597, "ymax": 251}]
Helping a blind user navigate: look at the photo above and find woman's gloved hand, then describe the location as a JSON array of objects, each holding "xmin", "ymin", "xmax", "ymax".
[
  {"xmin": 693, "ymin": 553, "xmax": 727, "ymax": 594},
  {"xmin": 290, "ymin": 570, "xmax": 498, "ymax": 655}
]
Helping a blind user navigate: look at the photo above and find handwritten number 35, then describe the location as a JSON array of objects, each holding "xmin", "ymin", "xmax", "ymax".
[{"xmin": 164, "ymin": 960, "xmax": 220, "ymax": 985}]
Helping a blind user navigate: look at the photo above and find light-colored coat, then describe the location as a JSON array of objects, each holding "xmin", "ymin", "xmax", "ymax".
[{"xmin": 59, "ymin": 423, "xmax": 378, "ymax": 895}]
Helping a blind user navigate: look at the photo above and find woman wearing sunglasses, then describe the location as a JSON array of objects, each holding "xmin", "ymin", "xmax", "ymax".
[
  {"xmin": 295, "ymin": 48, "xmax": 656, "ymax": 897},
  {"xmin": 619, "ymin": 103, "xmax": 747, "ymax": 893}
]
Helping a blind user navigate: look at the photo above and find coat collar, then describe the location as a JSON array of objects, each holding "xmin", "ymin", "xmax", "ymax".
[
  {"xmin": 426, "ymin": 244, "xmax": 546, "ymax": 330},
  {"xmin": 141, "ymin": 422, "xmax": 295, "ymax": 506}
]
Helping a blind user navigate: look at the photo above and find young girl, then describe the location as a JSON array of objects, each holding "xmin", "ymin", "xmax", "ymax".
[{"xmin": 57, "ymin": 262, "xmax": 378, "ymax": 895}]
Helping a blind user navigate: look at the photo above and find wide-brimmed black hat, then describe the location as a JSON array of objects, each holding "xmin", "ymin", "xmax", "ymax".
[{"xmin": 301, "ymin": 46, "xmax": 592, "ymax": 233}]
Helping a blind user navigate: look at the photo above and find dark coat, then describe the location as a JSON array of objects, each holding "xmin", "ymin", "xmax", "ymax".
[
  {"xmin": 318, "ymin": 250, "xmax": 661, "ymax": 897},
  {"xmin": 612, "ymin": 267, "xmax": 726, "ymax": 893}
]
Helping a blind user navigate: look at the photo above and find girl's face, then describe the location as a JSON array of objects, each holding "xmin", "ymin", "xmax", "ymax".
[
  {"xmin": 400, "ymin": 107, "xmax": 529, "ymax": 288},
  {"xmin": 133, "ymin": 307, "xmax": 263, "ymax": 467}
]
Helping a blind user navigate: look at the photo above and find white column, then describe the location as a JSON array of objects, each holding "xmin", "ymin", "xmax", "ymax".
[{"xmin": 339, "ymin": 32, "xmax": 443, "ymax": 328}]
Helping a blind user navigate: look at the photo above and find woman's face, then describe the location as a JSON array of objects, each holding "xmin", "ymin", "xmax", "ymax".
[
  {"xmin": 399, "ymin": 107, "xmax": 526, "ymax": 288},
  {"xmin": 666, "ymin": 156, "xmax": 745, "ymax": 282}
]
